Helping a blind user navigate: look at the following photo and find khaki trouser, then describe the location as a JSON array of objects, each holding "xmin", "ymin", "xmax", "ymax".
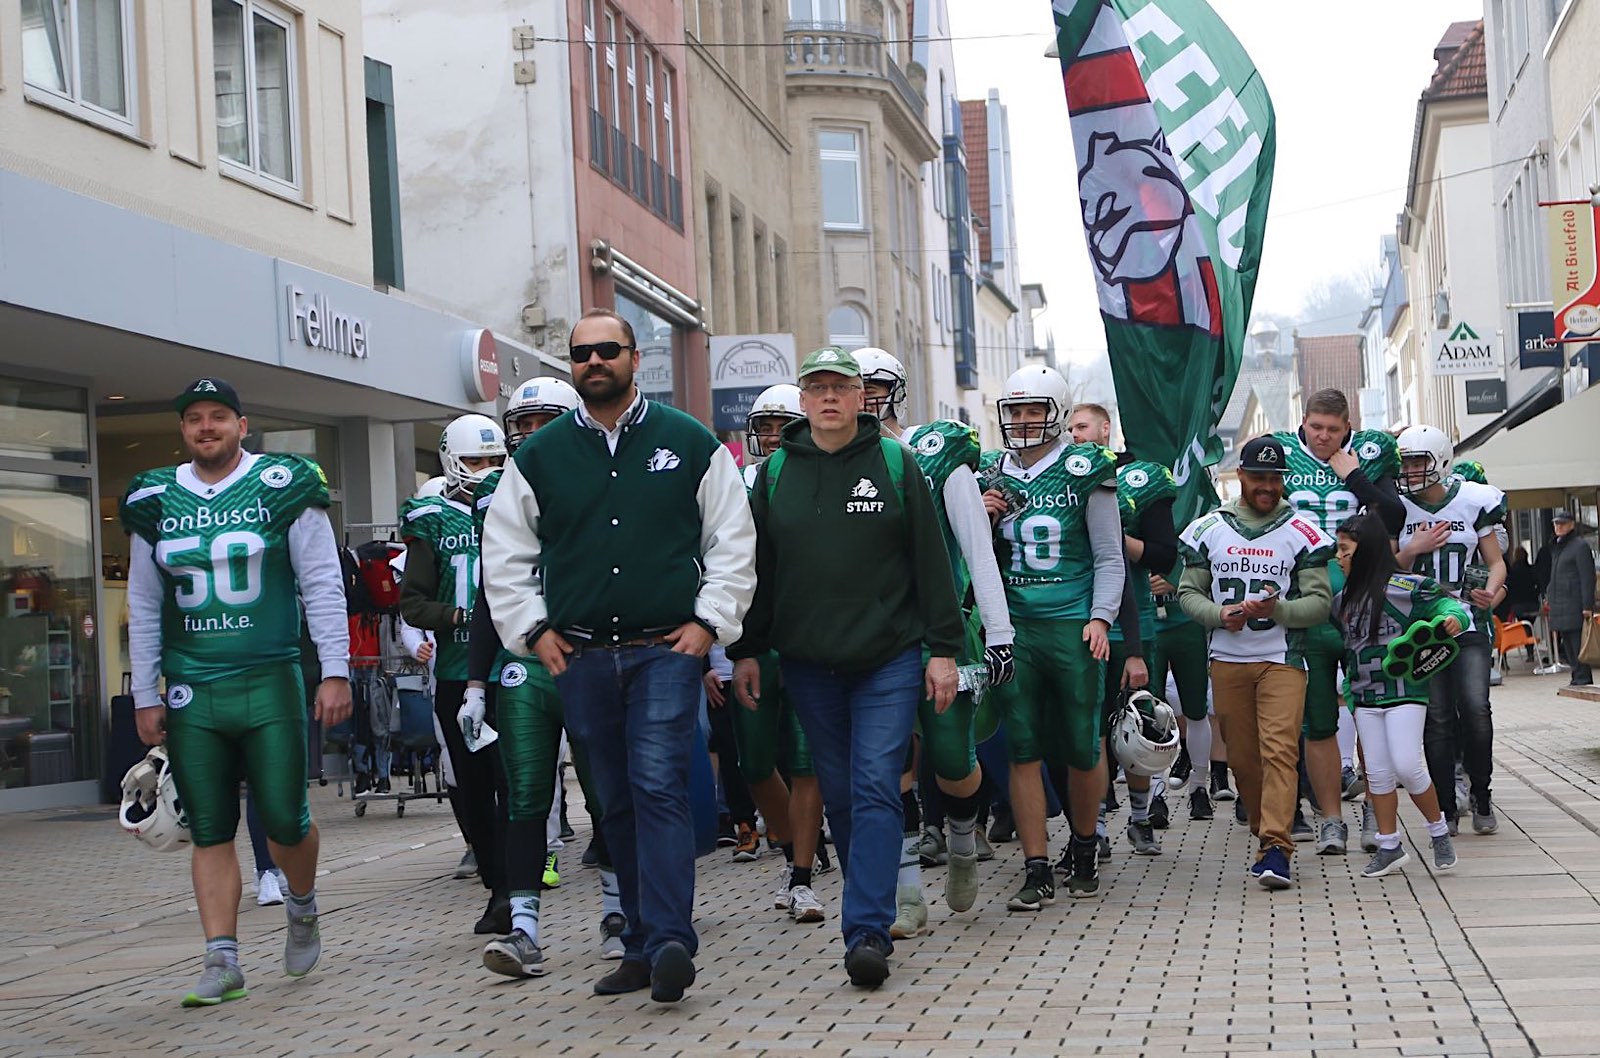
[{"xmin": 1212, "ymin": 661, "xmax": 1307, "ymax": 856}]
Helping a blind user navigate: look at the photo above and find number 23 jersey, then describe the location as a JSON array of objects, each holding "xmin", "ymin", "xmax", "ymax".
[
  {"xmin": 1397, "ymin": 478, "xmax": 1506, "ymax": 634},
  {"xmin": 1179, "ymin": 506, "xmax": 1335, "ymax": 665},
  {"xmin": 121, "ymin": 452, "xmax": 330, "ymax": 684}
]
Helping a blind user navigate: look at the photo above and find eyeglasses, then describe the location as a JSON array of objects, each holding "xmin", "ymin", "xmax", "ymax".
[
  {"xmin": 801, "ymin": 381, "xmax": 863, "ymax": 397},
  {"xmin": 569, "ymin": 341, "xmax": 632, "ymax": 364}
]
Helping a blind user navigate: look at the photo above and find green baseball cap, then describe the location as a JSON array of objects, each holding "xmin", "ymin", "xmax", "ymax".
[
  {"xmin": 797, "ymin": 347, "xmax": 861, "ymax": 379},
  {"xmin": 174, "ymin": 377, "xmax": 243, "ymax": 416}
]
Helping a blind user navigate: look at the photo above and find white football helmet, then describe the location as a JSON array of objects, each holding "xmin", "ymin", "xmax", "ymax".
[
  {"xmin": 744, "ymin": 383, "xmax": 802, "ymax": 459},
  {"xmin": 439, "ymin": 414, "xmax": 506, "ymax": 494},
  {"xmin": 504, "ymin": 376, "xmax": 580, "ymax": 451},
  {"xmin": 997, "ymin": 365, "xmax": 1071, "ymax": 450},
  {"xmin": 119, "ymin": 746, "xmax": 192, "ymax": 852},
  {"xmin": 416, "ymin": 476, "xmax": 448, "ymax": 499},
  {"xmin": 855, "ymin": 348, "xmax": 907, "ymax": 422},
  {"xmin": 1110, "ymin": 690, "xmax": 1181, "ymax": 778},
  {"xmin": 1396, "ymin": 424, "xmax": 1452, "ymax": 495}
]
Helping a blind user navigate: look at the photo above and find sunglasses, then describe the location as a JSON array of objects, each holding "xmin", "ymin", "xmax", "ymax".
[{"xmin": 569, "ymin": 341, "xmax": 633, "ymax": 364}]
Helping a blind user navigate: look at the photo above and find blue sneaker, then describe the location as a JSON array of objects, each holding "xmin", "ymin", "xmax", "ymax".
[{"xmin": 1249, "ymin": 847, "xmax": 1292, "ymax": 890}]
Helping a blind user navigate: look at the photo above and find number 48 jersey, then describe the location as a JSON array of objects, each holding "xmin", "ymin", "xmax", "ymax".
[
  {"xmin": 1179, "ymin": 505, "xmax": 1335, "ymax": 666},
  {"xmin": 120, "ymin": 452, "xmax": 330, "ymax": 685}
]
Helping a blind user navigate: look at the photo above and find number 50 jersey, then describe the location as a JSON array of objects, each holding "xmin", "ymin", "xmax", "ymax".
[
  {"xmin": 121, "ymin": 452, "xmax": 330, "ymax": 685},
  {"xmin": 1179, "ymin": 505, "xmax": 1335, "ymax": 666}
]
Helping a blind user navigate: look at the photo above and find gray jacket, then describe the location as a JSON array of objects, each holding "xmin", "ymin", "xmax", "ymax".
[{"xmin": 1546, "ymin": 532, "xmax": 1596, "ymax": 630}]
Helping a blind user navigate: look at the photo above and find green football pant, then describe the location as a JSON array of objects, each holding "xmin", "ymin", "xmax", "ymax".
[
  {"xmin": 1152, "ymin": 621, "xmax": 1211, "ymax": 721},
  {"xmin": 731, "ymin": 652, "xmax": 813, "ymax": 782},
  {"xmin": 164, "ymin": 663, "xmax": 310, "ymax": 848},
  {"xmin": 1000, "ymin": 617, "xmax": 1105, "ymax": 770},
  {"xmin": 1301, "ymin": 622, "xmax": 1344, "ymax": 740},
  {"xmin": 916, "ymin": 608, "xmax": 984, "ymax": 781}
]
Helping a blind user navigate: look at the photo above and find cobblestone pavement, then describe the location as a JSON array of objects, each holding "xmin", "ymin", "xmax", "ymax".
[{"xmin": 3, "ymin": 666, "xmax": 1598, "ymax": 1057}]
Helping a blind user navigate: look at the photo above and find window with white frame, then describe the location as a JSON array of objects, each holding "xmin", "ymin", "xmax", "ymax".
[
  {"xmin": 213, "ymin": 0, "xmax": 299, "ymax": 187},
  {"xmin": 21, "ymin": 0, "xmax": 135, "ymax": 128},
  {"xmin": 645, "ymin": 51, "xmax": 658, "ymax": 161},
  {"xmin": 604, "ymin": 13, "xmax": 620, "ymax": 130},
  {"xmin": 584, "ymin": 1, "xmax": 598, "ymax": 100},
  {"xmin": 626, "ymin": 31, "xmax": 640, "ymax": 145},
  {"xmin": 819, "ymin": 130, "xmax": 863, "ymax": 229},
  {"xmin": 662, "ymin": 65, "xmax": 677, "ymax": 176},
  {"xmin": 789, "ymin": 0, "xmax": 843, "ymax": 22},
  {"xmin": 828, "ymin": 305, "xmax": 869, "ymax": 350}
]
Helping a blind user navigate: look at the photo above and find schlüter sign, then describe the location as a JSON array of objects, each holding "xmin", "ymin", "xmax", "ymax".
[
  {"xmin": 1544, "ymin": 199, "xmax": 1600, "ymax": 344},
  {"xmin": 1433, "ymin": 321, "xmax": 1501, "ymax": 376},
  {"xmin": 710, "ymin": 334, "xmax": 797, "ymax": 431}
]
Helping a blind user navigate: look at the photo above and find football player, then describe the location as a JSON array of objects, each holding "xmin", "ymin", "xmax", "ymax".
[
  {"xmin": 856, "ymin": 349, "xmax": 1016, "ymax": 935},
  {"xmin": 123, "ymin": 378, "xmax": 351, "ymax": 1006},
  {"xmin": 979, "ymin": 365, "xmax": 1124, "ymax": 907},
  {"xmin": 1394, "ymin": 425, "xmax": 1507, "ymax": 836}
]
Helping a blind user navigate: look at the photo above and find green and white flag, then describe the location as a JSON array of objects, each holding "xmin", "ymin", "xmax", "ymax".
[{"xmin": 1049, "ymin": 0, "xmax": 1275, "ymax": 524}]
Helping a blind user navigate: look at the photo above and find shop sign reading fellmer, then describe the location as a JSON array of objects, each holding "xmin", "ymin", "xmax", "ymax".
[{"xmin": 710, "ymin": 334, "xmax": 797, "ymax": 431}]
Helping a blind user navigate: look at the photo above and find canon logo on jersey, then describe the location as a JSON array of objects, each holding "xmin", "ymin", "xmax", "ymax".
[
  {"xmin": 1226, "ymin": 545, "xmax": 1274, "ymax": 557},
  {"xmin": 159, "ymin": 500, "xmax": 272, "ymax": 536}
]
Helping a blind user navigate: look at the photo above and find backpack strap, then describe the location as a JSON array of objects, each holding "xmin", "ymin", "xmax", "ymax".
[
  {"xmin": 764, "ymin": 448, "xmax": 786, "ymax": 503},
  {"xmin": 765, "ymin": 439, "xmax": 904, "ymax": 502}
]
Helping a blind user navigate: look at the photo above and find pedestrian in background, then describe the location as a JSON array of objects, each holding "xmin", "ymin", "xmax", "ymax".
[{"xmin": 1546, "ymin": 510, "xmax": 1595, "ymax": 687}]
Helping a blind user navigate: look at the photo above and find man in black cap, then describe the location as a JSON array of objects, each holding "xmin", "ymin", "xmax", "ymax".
[
  {"xmin": 1546, "ymin": 509, "xmax": 1595, "ymax": 687},
  {"xmin": 1176, "ymin": 436, "xmax": 1334, "ymax": 890}
]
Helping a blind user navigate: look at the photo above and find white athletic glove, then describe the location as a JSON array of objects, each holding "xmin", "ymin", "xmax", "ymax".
[{"xmin": 457, "ymin": 687, "xmax": 486, "ymax": 743}]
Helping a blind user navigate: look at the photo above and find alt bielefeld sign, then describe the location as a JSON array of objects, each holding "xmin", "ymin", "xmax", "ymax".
[
  {"xmin": 710, "ymin": 334, "xmax": 797, "ymax": 431},
  {"xmin": 1433, "ymin": 321, "xmax": 1501, "ymax": 376},
  {"xmin": 1544, "ymin": 199, "xmax": 1600, "ymax": 344}
]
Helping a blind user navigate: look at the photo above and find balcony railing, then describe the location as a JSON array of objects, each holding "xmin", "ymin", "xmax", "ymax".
[
  {"xmin": 611, "ymin": 128, "xmax": 630, "ymax": 192},
  {"xmin": 784, "ymin": 21, "xmax": 928, "ymax": 119},
  {"xmin": 588, "ymin": 107, "xmax": 607, "ymax": 172}
]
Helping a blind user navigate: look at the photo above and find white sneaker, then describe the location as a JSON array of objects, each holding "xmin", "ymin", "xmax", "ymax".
[
  {"xmin": 772, "ymin": 865, "xmax": 793, "ymax": 911},
  {"xmin": 256, "ymin": 870, "xmax": 285, "ymax": 907},
  {"xmin": 788, "ymin": 884, "xmax": 825, "ymax": 923}
]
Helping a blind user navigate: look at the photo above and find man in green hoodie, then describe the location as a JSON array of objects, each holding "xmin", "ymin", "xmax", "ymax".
[{"xmin": 730, "ymin": 347, "xmax": 964, "ymax": 990}]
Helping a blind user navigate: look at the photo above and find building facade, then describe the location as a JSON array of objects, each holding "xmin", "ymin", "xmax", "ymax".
[
  {"xmin": 960, "ymin": 92, "xmax": 1023, "ymax": 432},
  {"xmin": 4, "ymin": 0, "xmax": 498, "ymax": 809},
  {"xmin": 783, "ymin": 0, "xmax": 938, "ymax": 421},
  {"xmin": 911, "ymin": 0, "xmax": 965, "ymax": 425},
  {"xmin": 1546, "ymin": 0, "xmax": 1600, "ymax": 400},
  {"xmin": 1400, "ymin": 21, "xmax": 1505, "ymax": 442}
]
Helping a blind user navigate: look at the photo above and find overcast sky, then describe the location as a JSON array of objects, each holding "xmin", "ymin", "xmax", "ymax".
[{"xmin": 950, "ymin": 0, "xmax": 1485, "ymax": 403}]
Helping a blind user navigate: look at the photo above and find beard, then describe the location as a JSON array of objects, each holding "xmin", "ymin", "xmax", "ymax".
[
  {"xmin": 577, "ymin": 365, "xmax": 631, "ymax": 405},
  {"xmin": 189, "ymin": 434, "xmax": 242, "ymax": 472}
]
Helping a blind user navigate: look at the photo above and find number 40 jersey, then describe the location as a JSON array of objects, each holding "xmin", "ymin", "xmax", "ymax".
[
  {"xmin": 1179, "ymin": 506, "xmax": 1335, "ymax": 666},
  {"xmin": 121, "ymin": 452, "xmax": 330, "ymax": 685},
  {"xmin": 1397, "ymin": 478, "xmax": 1507, "ymax": 634}
]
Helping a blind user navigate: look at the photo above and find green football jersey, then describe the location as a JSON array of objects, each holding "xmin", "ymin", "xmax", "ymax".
[
  {"xmin": 988, "ymin": 442, "xmax": 1119, "ymax": 620},
  {"xmin": 906, "ymin": 419, "xmax": 982, "ymax": 601},
  {"xmin": 1115, "ymin": 460, "xmax": 1175, "ymax": 643},
  {"xmin": 1337, "ymin": 573, "xmax": 1469, "ymax": 706},
  {"xmin": 1275, "ymin": 428, "xmax": 1399, "ymax": 538},
  {"xmin": 401, "ymin": 492, "xmax": 479, "ymax": 681},
  {"xmin": 120, "ymin": 452, "xmax": 330, "ymax": 685}
]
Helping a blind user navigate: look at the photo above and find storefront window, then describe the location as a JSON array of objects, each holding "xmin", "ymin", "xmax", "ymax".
[
  {"xmin": 0, "ymin": 376, "xmax": 90, "ymax": 463},
  {"xmin": 616, "ymin": 291, "xmax": 678, "ymax": 407},
  {"xmin": 0, "ymin": 471, "xmax": 99, "ymax": 789}
]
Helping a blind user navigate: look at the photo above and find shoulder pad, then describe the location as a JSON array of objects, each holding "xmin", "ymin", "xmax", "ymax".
[
  {"xmin": 254, "ymin": 454, "xmax": 331, "ymax": 509},
  {"xmin": 1352, "ymin": 430, "xmax": 1401, "ymax": 479},
  {"xmin": 1118, "ymin": 460, "xmax": 1177, "ymax": 505},
  {"xmin": 120, "ymin": 468, "xmax": 175, "ymax": 542},
  {"xmin": 907, "ymin": 419, "xmax": 981, "ymax": 487},
  {"xmin": 1287, "ymin": 515, "xmax": 1332, "ymax": 549},
  {"xmin": 978, "ymin": 448, "xmax": 1005, "ymax": 472},
  {"xmin": 1061, "ymin": 443, "xmax": 1118, "ymax": 483},
  {"xmin": 473, "ymin": 469, "xmax": 503, "ymax": 506}
]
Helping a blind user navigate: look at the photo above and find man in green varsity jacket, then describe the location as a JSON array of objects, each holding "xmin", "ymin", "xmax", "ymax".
[{"xmin": 482, "ymin": 308, "xmax": 756, "ymax": 1006}]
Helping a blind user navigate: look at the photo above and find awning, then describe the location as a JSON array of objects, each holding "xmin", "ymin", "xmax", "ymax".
[
  {"xmin": 1471, "ymin": 382, "xmax": 1600, "ymax": 501},
  {"xmin": 1455, "ymin": 369, "xmax": 1562, "ymax": 454}
]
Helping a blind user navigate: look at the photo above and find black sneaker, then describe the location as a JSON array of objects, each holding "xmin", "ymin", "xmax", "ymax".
[
  {"xmin": 1169, "ymin": 745, "xmax": 1193, "ymax": 789},
  {"xmin": 1067, "ymin": 836, "xmax": 1100, "ymax": 898},
  {"xmin": 375, "ymin": 776, "xmax": 391, "ymax": 795},
  {"xmin": 474, "ymin": 895, "xmax": 511, "ymax": 936},
  {"xmin": 844, "ymin": 934, "xmax": 892, "ymax": 987},
  {"xmin": 353, "ymin": 773, "xmax": 370, "ymax": 796},
  {"xmin": 1190, "ymin": 786, "xmax": 1214, "ymax": 820},
  {"xmin": 1291, "ymin": 807, "xmax": 1314, "ymax": 843},
  {"xmin": 1149, "ymin": 795, "xmax": 1171, "ymax": 830},
  {"xmin": 454, "ymin": 848, "xmax": 479, "ymax": 880},
  {"xmin": 988, "ymin": 805, "xmax": 1017, "ymax": 843},
  {"xmin": 581, "ymin": 838, "xmax": 601, "ymax": 869},
  {"xmin": 1006, "ymin": 863, "xmax": 1057, "ymax": 911},
  {"xmin": 1210, "ymin": 763, "xmax": 1236, "ymax": 801},
  {"xmin": 1234, "ymin": 798, "xmax": 1247, "ymax": 825},
  {"xmin": 715, "ymin": 813, "xmax": 737, "ymax": 848}
]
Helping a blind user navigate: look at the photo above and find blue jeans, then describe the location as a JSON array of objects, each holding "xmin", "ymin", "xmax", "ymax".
[
  {"xmin": 556, "ymin": 642, "xmax": 702, "ymax": 965},
  {"xmin": 1425, "ymin": 631, "xmax": 1493, "ymax": 817},
  {"xmin": 782, "ymin": 648, "xmax": 921, "ymax": 952}
]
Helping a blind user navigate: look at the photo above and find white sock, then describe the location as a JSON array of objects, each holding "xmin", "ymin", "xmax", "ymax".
[
  {"xmin": 1425, "ymin": 815, "xmax": 1449, "ymax": 838},
  {"xmin": 1377, "ymin": 831, "xmax": 1402, "ymax": 850},
  {"xmin": 286, "ymin": 886, "xmax": 318, "ymax": 918},
  {"xmin": 1337, "ymin": 709, "xmax": 1357, "ymax": 770},
  {"xmin": 600, "ymin": 868, "xmax": 622, "ymax": 918},
  {"xmin": 947, "ymin": 814, "xmax": 977, "ymax": 856},
  {"xmin": 1129, "ymin": 789, "xmax": 1151, "ymax": 823},
  {"xmin": 510, "ymin": 892, "xmax": 540, "ymax": 942},
  {"xmin": 898, "ymin": 833, "xmax": 922, "ymax": 889},
  {"xmin": 1186, "ymin": 716, "xmax": 1213, "ymax": 773}
]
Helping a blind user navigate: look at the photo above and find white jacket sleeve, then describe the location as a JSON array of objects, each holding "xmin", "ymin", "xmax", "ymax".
[
  {"xmin": 694, "ymin": 445, "xmax": 758, "ymax": 645},
  {"xmin": 482, "ymin": 459, "xmax": 546, "ymax": 656},
  {"xmin": 398, "ymin": 619, "xmax": 432, "ymax": 664},
  {"xmin": 127, "ymin": 535, "xmax": 165, "ymax": 709},
  {"xmin": 943, "ymin": 464, "xmax": 1014, "ymax": 647},
  {"xmin": 288, "ymin": 507, "xmax": 351, "ymax": 681}
]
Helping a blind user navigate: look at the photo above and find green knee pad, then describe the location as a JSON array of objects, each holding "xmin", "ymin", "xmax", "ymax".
[{"xmin": 166, "ymin": 663, "xmax": 309, "ymax": 848}]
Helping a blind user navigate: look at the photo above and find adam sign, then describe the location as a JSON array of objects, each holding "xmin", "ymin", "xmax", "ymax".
[
  {"xmin": 1433, "ymin": 321, "xmax": 1501, "ymax": 376},
  {"xmin": 710, "ymin": 334, "xmax": 797, "ymax": 431}
]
